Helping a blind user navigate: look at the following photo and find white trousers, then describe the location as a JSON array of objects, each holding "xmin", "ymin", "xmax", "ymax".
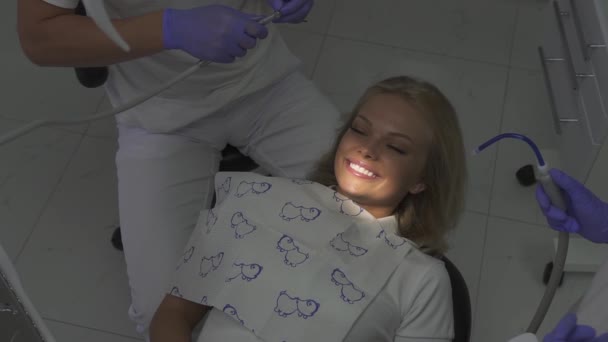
[
  {"xmin": 574, "ymin": 257, "xmax": 608, "ymax": 334},
  {"xmin": 114, "ymin": 71, "xmax": 341, "ymax": 338}
]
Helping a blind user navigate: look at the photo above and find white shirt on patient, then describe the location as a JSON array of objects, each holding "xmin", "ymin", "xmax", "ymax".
[{"xmin": 196, "ymin": 216, "xmax": 453, "ymax": 342}]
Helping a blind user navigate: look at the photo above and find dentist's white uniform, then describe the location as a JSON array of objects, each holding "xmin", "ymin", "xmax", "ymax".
[
  {"xmin": 573, "ymin": 258, "xmax": 608, "ymax": 334},
  {"xmin": 41, "ymin": 0, "xmax": 341, "ymax": 337}
]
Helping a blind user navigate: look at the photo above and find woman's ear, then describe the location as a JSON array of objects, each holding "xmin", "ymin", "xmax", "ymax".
[{"xmin": 409, "ymin": 183, "xmax": 426, "ymax": 195}]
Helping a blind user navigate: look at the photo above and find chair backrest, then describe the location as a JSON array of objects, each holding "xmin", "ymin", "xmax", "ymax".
[
  {"xmin": 219, "ymin": 145, "xmax": 259, "ymax": 172},
  {"xmin": 440, "ymin": 255, "xmax": 472, "ymax": 342}
]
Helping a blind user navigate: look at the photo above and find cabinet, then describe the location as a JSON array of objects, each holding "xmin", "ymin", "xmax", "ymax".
[
  {"xmin": 540, "ymin": 0, "xmax": 608, "ymax": 182},
  {"xmin": 539, "ymin": 0, "xmax": 608, "ymax": 276},
  {"xmin": 586, "ymin": 0, "xmax": 608, "ymax": 202}
]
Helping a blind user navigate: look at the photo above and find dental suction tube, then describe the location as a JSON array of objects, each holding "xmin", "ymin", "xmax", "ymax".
[{"xmin": 474, "ymin": 133, "xmax": 569, "ymax": 334}]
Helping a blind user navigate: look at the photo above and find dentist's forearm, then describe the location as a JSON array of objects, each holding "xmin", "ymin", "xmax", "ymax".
[{"xmin": 18, "ymin": 0, "xmax": 164, "ymax": 67}]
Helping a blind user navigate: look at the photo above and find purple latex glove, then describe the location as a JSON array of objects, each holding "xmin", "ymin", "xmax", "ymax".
[
  {"xmin": 162, "ymin": 5, "xmax": 269, "ymax": 63},
  {"xmin": 268, "ymin": 0, "xmax": 314, "ymax": 23},
  {"xmin": 544, "ymin": 313, "xmax": 608, "ymax": 342},
  {"xmin": 536, "ymin": 169, "xmax": 608, "ymax": 244}
]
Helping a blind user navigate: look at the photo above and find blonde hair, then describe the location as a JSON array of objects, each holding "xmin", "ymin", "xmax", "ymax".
[{"xmin": 310, "ymin": 76, "xmax": 467, "ymax": 255}]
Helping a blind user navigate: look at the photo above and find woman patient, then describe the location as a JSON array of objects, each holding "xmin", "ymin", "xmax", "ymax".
[{"xmin": 150, "ymin": 76, "xmax": 467, "ymax": 342}]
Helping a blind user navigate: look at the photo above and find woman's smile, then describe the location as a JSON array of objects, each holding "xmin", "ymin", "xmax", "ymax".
[{"xmin": 345, "ymin": 158, "xmax": 379, "ymax": 179}]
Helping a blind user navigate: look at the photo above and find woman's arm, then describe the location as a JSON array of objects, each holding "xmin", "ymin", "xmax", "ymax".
[
  {"xmin": 17, "ymin": 0, "xmax": 164, "ymax": 67},
  {"xmin": 150, "ymin": 294, "xmax": 210, "ymax": 342}
]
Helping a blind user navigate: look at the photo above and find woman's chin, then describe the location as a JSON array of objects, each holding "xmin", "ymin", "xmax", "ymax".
[
  {"xmin": 337, "ymin": 185, "xmax": 367, "ymax": 202},
  {"xmin": 339, "ymin": 178, "xmax": 375, "ymax": 196}
]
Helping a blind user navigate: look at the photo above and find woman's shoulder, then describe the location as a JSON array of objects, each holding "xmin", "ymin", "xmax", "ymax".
[
  {"xmin": 398, "ymin": 247, "xmax": 448, "ymax": 274},
  {"xmin": 390, "ymin": 247, "xmax": 451, "ymax": 295}
]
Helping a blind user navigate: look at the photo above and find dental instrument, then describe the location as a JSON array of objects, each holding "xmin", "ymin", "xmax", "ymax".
[
  {"xmin": 81, "ymin": 0, "xmax": 131, "ymax": 52},
  {"xmin": 0, "ymin": 10, "xmax": 282, "ymax": 147},
  {"xmin": 473, "ymin": 132, "xmax": 569, "ymax": 335}
]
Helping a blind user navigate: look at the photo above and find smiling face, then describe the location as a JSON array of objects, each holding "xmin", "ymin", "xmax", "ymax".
[{"xmin": 334, "ymin": 93, "xmax": 433, "ymax": 218}]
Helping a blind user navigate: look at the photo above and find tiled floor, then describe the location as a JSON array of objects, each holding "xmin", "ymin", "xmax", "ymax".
[{"xmin": 0, "ymin": 0, "xmax": 599, "ymax": 341}]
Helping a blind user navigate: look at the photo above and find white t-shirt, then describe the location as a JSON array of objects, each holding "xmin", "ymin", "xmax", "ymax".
[
  {"xmin": 42, "ymin": 0, "xmax": 301, "ymax": 133},
  {"xmin": 198, "ymin": 245, "xmax": 454, "ymax": 342}
]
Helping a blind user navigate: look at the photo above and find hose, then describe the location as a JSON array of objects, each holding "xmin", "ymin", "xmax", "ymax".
[{"xmin": 474, "ymin": 133, "xmax": 569, "ymax": 334}]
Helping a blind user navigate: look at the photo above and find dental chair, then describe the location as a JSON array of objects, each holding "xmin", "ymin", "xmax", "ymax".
[{"xmin": 440, "ymin": 255, "xmax": 472, "ymax": 342}]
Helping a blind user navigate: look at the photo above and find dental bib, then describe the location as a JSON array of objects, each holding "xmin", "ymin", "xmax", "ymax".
[{"xmin": 172, "ymin": 172, "xmax": 414, "ymax": 341}]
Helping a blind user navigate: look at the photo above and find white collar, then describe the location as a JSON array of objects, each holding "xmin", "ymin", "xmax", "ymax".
[
  {"xmin": 377, "ymin": 215, "xmax": 420, "ymax": 249},
  {"xmin": 328, "ymin": 186, "xmax": 400, "ymax": 235},
  {"xmin": 326, "ymin": 185, "xmax": 422, "ymax": 248},
  {"xmin": 377, "ymin": 215, "xmax": 399, "ymax": 235}
]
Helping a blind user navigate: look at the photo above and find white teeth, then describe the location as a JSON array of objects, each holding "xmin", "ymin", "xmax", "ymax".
[{"xmin": 349, "ymin": 162, "xmax": 376, "ymax": 177}]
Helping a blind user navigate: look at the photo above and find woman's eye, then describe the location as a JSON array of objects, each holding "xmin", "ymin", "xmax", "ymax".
[
  {"xmin": 349, "ymin": 126, "xmax": 365, "ymax": 135},
  {"xmin": 388, "ymin": 145, "xmax": 406, "ymax": 155}
]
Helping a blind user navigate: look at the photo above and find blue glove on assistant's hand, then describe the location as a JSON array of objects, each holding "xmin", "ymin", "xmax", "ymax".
[
  {"xmin": 536, "ymin": 169, "xmax": 608, "ymax": 243},
  {"xmin": 162, "ymin": 5, "xmax": 269, "ymax": 63},
  {"xmin": 268, "ymin": 0, "xmax": 314, "ymax": 23},
  {"xmin": 544, "ymin": 313, "xmax": 608, "ymax": 342}
]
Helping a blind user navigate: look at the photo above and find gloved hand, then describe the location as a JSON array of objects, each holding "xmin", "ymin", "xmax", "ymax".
[
  {"xmin": 536, "ymin": 168, "xmax": 608, "ymax": 243},
  {"xmin": 544, "ymin": 313, "xmax": 608, "ymax": 342},
  {"xmin": 268, "ymin": 0, "xmax": 314, "ymax": 23},
  {"xmin": 162, "ymin": 5, "xmax": 269, "ymax": 63}
]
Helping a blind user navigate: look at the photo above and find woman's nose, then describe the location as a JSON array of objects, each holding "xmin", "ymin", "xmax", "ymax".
[{"xmin": 358, "ymin": 140, "xmax": 380, "ymax": 159}]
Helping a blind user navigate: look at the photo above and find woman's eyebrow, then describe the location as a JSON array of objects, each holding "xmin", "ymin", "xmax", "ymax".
[
  {"xmin": 389, "ymin": 132, "xmax": 414, "ymax": 144},
  {"xmin": 355, "ymin": 115, "xmax": 371, "ymax": 124},
  {"xmin": 357, "ymin": 115, "xmax": 414, "ymax": 144}
]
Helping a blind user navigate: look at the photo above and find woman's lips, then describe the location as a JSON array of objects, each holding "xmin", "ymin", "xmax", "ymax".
[{"xmin": 345, "ymin": 159, "xmax": 378, "ymax": 179}]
